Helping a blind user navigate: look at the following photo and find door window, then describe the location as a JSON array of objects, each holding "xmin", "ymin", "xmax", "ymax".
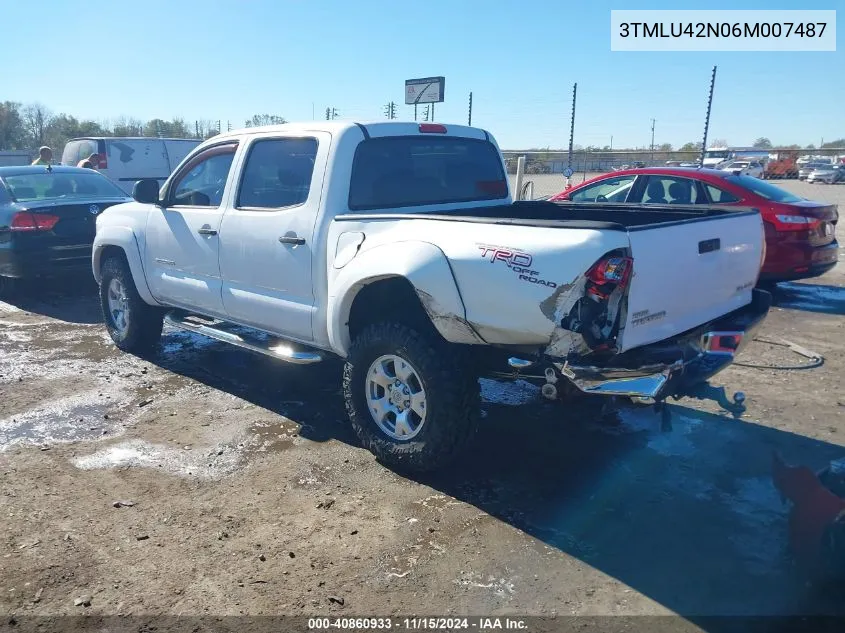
[
  {"xmin": 705, "ymin": 184, "xmax": 740, "ymax": 203},
  {"xmin": 237, "ymin": 138, "xmax": 318, "ymax": 209},
  {"xmin": 169, "ymin": 144, "xmax": 237, "ymax": 207},
  {"xmin": 569, "ymin": 175, "xmax": 635, "ymax": 202},
  {"xmin": 641, "ymin": 176, "xmax": 701, "ymax": 204}
]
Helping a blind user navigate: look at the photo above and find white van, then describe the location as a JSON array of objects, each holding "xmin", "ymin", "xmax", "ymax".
[{"xmin": 62, "ymin": 137, "xmax": 202, "ymax": 194}]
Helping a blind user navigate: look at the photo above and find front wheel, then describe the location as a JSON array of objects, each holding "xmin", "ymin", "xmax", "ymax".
[
  {"xmin": 343, "ymin": 323, "xmax": 479, "ymax": 473},
  {"xmin": 99, "ymin": 256, "xmax": 163, "ymax": 354}
]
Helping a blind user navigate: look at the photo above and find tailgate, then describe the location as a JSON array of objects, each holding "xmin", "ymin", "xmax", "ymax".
[{"xmin": 618, "ymin": 211, "xmax": 764, "ymax": 352}]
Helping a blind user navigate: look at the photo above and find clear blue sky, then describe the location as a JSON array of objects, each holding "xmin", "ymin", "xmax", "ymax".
[{"xmin": 4, "ymin": 0, "xmax": 842, "ymax": 149}]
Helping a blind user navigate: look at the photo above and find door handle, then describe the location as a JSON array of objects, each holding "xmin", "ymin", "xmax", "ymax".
[
  {"xmin": 197, "ymin": 227, "xmax": 218, "ymax": 236},
  {"xmin": 279, "ymin": 235, "xmax": 305, "ymax": 246}
]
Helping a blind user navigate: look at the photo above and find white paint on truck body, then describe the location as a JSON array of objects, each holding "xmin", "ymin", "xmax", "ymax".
[{"xmin": 93, "ymin": 120, "xmax": 764, "ymax": 362}]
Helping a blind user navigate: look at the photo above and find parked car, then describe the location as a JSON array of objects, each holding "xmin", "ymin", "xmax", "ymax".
[
  {"xmin": 93, "ymin": 121, "xmax": 769, "ymax": 471},
  {"xmin": 721, "ymin": 161, "xmax": 764, "ymax": 178},
  {"xmin": 61, "ymin": 137, "xmax": 202, "ymax": 195},
  {"xmin": 0, "ymin": 165, "xmax": 131, "ymax": 298},
  {"xmin": 799, "ymin": 161, "xmax": 831, "ymax": 180},
  {"xmin": 807, "ymin": 164, "xmax": 845, "ymax": 185},
  {"xmin": 549, "ymin": 167, "xmax": 838, "ymax": 283}
]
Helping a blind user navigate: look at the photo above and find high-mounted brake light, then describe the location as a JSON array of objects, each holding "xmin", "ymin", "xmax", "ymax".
[
  {"xmin": 419, "ymin": 124, "xmax": 447, "ymax": 134},
  {"xmin": 10, "ymin": 212, "xmax": 60, "ymax": 232}
]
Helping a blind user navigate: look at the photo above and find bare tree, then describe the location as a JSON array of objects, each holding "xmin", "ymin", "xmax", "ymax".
[{"xmin": 22, "ymin": 103, "xmax": 52, "ymax": 147}]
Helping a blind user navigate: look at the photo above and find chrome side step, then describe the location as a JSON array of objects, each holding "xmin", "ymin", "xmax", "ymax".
[{"xmin": 164, "ymin": 312, "xmax": 323, "ymax": 365}]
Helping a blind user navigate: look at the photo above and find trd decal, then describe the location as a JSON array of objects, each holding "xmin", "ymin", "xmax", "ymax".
[{"xmin": 477, "ymin": 244, "xmax": 557, "ymax": 288}]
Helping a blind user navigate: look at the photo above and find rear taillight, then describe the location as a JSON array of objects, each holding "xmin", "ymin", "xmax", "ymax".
[
  {"xmin": 97, "ymin": 152, "xmax": 108, "ymax": 169},
  {"xmin": 774, "ymin": 214, "xmax": 820, "ymax": 228},
  {"xmin": 10, "ymin": 212, "xmax": 60, "ymax": 232},
  {"xmin": 585, "ymin": 255, "xmax": 633, "ymax": 299}
]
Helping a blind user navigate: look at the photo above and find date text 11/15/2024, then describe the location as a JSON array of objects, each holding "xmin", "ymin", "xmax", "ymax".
[{"xmin": 308, "ymin": 616, "xmax": 529, "ymax": 630}]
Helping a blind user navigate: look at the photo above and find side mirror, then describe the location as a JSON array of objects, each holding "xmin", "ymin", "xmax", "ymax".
[{"xmin": 133, "ymin": 179, "xmax": 160, "ymax": 204}]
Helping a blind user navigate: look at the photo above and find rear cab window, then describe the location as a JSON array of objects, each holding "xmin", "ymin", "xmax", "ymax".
[{"xmin": 348, "ymin": 136, "xmax": 508, "ymax": 211}]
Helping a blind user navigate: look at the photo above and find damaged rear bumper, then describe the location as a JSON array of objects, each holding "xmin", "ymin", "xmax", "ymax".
[{"xmin": 551, "ymin": 288, "xmax": 772, "ymax": 400}]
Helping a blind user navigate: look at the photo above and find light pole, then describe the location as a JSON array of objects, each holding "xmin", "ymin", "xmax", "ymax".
[
  {"xmin": 650, "ymin": 119, "xmax": 656, "ymax": 165},
  {"xmin": 610, "ymin": 135, "xmax": 613, "ymax": 152}
]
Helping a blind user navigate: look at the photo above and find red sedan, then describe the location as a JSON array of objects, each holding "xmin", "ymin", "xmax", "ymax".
[{"xmin": 549, "ymin": 167, "xmax": 838, "ymax": 282}]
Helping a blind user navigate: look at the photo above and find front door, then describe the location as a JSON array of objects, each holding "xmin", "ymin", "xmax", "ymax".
[
  {"xmin": 218, "ymin": 135, "xmax": 325, "ymax": 343},
  {"xmin": 144, "ymin": 142, "xmax": 239, "ymax": 317}
]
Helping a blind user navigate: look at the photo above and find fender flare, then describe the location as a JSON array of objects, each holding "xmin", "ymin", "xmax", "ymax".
[
  {"xmin": 92, "ymin": 226, "xmax": 159, "ymax": 306},
  {"xmin": 327, "ymin": 241, "xmax": 484, "ymax": 356}
]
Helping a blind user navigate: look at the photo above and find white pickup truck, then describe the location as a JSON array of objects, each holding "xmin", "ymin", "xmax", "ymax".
[{"xmin": 92, "ymin": 121, "xmax": 771, "ymax": 471}]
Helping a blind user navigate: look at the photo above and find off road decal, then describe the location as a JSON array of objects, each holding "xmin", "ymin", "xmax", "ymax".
[{"xmin": 477, "ymin": 244, "xmax": 557, "ymax": 288}]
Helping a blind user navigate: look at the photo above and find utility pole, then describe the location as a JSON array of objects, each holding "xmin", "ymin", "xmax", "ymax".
[
  {"xmin": 414, "ymin": 104, "xmax": 417, "ymax": 121},
  {"xmin": 331, "ymin": 108, "xmax": 338, "ymax": 120},
  {"xmin": 566, "ymin": 82, "xmax": 577, "ymax": 187},
  {"xmin": 195, "ymin": 121, "xmax": 199, "ymax": 139},
  {"xmin": 468, "ymin": 92, "xmax": 473, "ymax": 126},
  {"xmin": 217, "ymin": 120, "xmax": 221, "ymax": 134},
  {"xmin": 610, "ymin": 135, "xmax": 613, "ymax": 152},
  {"xmin": 650, "ymin": 118, "xmax": 656, "ymax": 165},
  {"xmin": 326, "ymin": 107, "xmax": 331, "ymax": 121},
  {"xmin": 383, "ymin": 102, "xmax": 397, "ymax": 119},
  {"xmin": 700, "ymin": 65, "xmax": 717, "ymax": 166},
  {"xmin": 227, "ymin": 121, "xmax": 232, "ymax": 132}
]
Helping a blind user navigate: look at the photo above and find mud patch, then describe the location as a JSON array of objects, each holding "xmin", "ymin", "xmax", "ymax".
[{"xmin": 249, "ymin": 419, "xmax": 300, "ymax": 453}]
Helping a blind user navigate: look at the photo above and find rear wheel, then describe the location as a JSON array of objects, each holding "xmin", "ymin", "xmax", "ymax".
[
  {"xmin": 99, "ymin": 256, "xmax": 163, "ymax": 353},
  {"xmin": 343, "ymin": 322, "xmax": 479, "ymax": 473}
]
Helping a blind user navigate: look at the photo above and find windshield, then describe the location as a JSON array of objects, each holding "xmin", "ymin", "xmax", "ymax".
[
  {"xmin": 724, "ymin": 174, "xmax": 803, "ymax": 203},
  {"xmin": 4, "ymin": 171, "xmax": 126, "ymax": 202},
  {"xmin": 704, "ymin": 151, "xmax": 728, "ymax": 159},
  {"xmin": 727, "ymin": 162, "xmax": 749, "ymax": 168}
]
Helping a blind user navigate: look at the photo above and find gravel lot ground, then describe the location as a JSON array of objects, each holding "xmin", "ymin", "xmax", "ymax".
[{"xmin": 2, "ymin": 178, "xmax": 845, "ymax": 630}]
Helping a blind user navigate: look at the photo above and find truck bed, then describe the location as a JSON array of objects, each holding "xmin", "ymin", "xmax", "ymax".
[{"xmin": 339, "ymin": 200, "xmax": 760, "ymax": 231}]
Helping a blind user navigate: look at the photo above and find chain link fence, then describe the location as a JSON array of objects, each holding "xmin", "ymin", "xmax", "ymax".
[{"xmin": 503, "ymin": 148, "xmax": 845, "ymax": 200}]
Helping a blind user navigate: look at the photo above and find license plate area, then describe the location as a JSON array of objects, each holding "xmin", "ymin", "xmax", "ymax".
[{"xmin": 701, "ymin": 331, "xmax": 745, "ymax": 355}]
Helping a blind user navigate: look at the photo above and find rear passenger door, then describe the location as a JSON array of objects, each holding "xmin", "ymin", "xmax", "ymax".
[{"xmin": 218, "ymin": 134, "xmax": 328, "ymax": 343}]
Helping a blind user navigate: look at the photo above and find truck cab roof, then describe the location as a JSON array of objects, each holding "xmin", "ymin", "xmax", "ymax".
[{"xmin": 210, "ymin": 120, "xmax": 492, "ymax": 143}]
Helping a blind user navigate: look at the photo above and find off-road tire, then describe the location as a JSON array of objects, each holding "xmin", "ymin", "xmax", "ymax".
[
  {"xmin": 99, "ymin": 256, "xmax": 163, "ymax": 354},
  {"xmin": 343, "ymin": 322, "xmax": 479, "ymax": 473}
]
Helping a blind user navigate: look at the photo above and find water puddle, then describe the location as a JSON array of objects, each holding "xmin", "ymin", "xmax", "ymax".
[{"xmin": 0, "ymin": 390, "xmax": 120, "ymax": 451}]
